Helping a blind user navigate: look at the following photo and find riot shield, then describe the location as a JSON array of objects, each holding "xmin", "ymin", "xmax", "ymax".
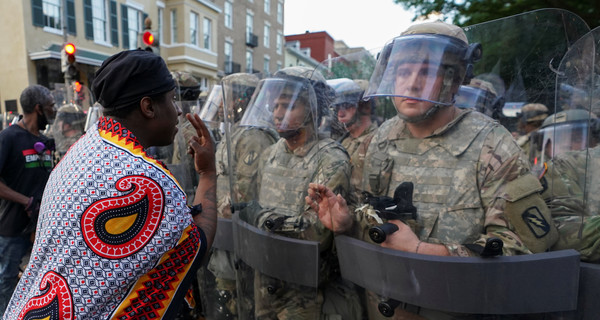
[
  {"xmin": 321, "ymin": 10, "xmax": 594, "ymax": 319},
  {"xmin": 318, "ymin": 50, "xmax": 381, "ymax": 204},
  {"xmin": 199, "ymin": 84, "xmax": 225, "ymax": 145},
  {"xmin": 162, "ymin": 72, "xmax": 203, "ymax": 205},
  {"xmin": 50, "ymin": 103, "xmax": 87, "ymax": 159},
  {"xmin": 532, "ymin": 26, "xmax": 600, "ymax": 272},
  {"xmin": 199, "ymin": 73, "xmax": 271, "ymax": 320},
  {"xmin": 48, "ymin": 82, "xmax": 94, "ymax": 160},
  {"xmin": 233, "ymin": 67, "xmax": 355, "ymax": 319},
  {"xmin": 463, "ymin": 8, "xmax": 590, "ymax": 134}
]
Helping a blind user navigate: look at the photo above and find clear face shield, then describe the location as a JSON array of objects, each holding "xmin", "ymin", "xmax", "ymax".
[
  {"xmin": 455, "ymin": 85, "xmax": 501, "ymax": 118},
  {"xmin": 530, "ymin": 120, "xmax": 591, "ymax": 165},
  {"xmin": 365, "ymin": 35, "xmax": 475, "ymax": 116},
  {"xmin": 197, "ymin": 85, "xmax": 224, "ymax": 142},
  {"xmin": 50, "ymin": 103, "xmax": 87, "ymax": 157},
  {"xmin": 316, "ymin": 49, "xmax": 379, "ymax": 138},
  {"xmin": 240, "ymin": 77, "xmax": 319, "ymax": 138},
  {"xmin": 327, "ymin": 78, "xmax": 362, "ymax": 129}
]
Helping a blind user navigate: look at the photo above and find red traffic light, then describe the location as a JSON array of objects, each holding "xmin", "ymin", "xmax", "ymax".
[
  {"xmin": 74, "ymin": 81, "xmax": 82, "ymax": 93},
  {"xmin": 143, "ymin": 31, "xmax": 155, "ymax": 46},
  {"xmin": 64, "ymin": 43, "xmax": 76, "ymax": 55}
]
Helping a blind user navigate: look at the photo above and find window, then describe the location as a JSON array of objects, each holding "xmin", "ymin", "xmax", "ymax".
[
  {"xmin": 224, "ymin": 41, "xmax": 233, "ymax": 73},
  {"xmin": 224, "ymin": 1, "xmax": 232, "ymax": 28},
  {"xmin": 170, "ymin": 9, "xmax": 177, "ymax": 43},
  {"xmin": 276, "ymin": 31, "xmax": 283, "ymax": 54},
  {"xmin": 92, "ymin": 0, "xmax": 107, "ymax": 43},
  {"xmin": 246, "ymin": 50, "xmax": 253, "ymax": 73},
  {"xmin": 264, "ymin": 0, "xmax": 270, "ymax": 14},
  {"xmin": 263, "ymin": 24, "xmax": 270, "ymax": 48},
  {"xmin": 277, "ymin": 1, "xmax": 283, "ymax": 24},
  {"xmin": 200, "ymin": 78, "xmax": 208, "ymax": 92},
  {"xmin": 190, "ymin": 12, "xmax": 198, "ymax": 46},
  {"xmin": 126, "ymin": 8, "xmax": 141, "ymax": 49},
  {"xmin": 42, "ymin": 0, "xmax": 62, "ymax": 30},
  {"xmin": 158, "ymin": 8, "xmax": 164, "ymax": 46},
  {"xmin": 246, "ymin": 13, "xmax": 253, "ymax": 38},
  {"xmin": 276, "ymin": 61, "xmax": 282, "ymax": 71},
  {"xmin": 203, "ymin": 18, "xmax": 212, "ymax": 50},
  {"xmin": 264, "ymin": 56, "xmax": 270, "ymax": 74}
]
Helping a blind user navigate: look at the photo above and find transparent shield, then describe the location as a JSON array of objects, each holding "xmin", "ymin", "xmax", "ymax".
[
  {"xmin": 540, "ymin": 26, "xmax": 600, "ymax": 270},
  {"xmin": 318, "ymin": 50, "xmax": 381, "ymax": 203},
  {"xmin": 463, "ymin": 8, "xmax": 590, "ymax": 133},
  {"xmin": 200, "ymin": 73, "xmax": 278, "ymax": 320},
  {"xmin": 319, "ymin": 9, "xmax": 594, "ymax": 320},
  {"xmin": 200, "ymin": 85, "xmax": 225, "ymax": 144},
  {"xmin": 234, "ymin": 69, "xmax": 349, "ymax": 319},
  {"xmin": 48, "ymin": 82, "xmax": 95, "ymax": 158},
  {"xmin": 50, "ymin": 103, "xmax": 87, "ymax": 158}
]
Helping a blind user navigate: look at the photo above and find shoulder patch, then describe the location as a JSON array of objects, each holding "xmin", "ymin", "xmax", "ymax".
[{"xmin": 522, "ymin": 206, "xmax": 551, "ymax": 238}]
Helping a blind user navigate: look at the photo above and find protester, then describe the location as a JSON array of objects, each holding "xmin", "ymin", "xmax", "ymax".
[
  {"xmin": 2, "ymin": 49, "xmax": 216, "ymax": 320},
  {"xmin": 0, "ymin": 84, "xmax": 56, "ymax": 316}
]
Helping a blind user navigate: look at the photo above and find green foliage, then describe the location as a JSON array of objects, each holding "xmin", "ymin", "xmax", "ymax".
[{"xmin": 393, "ymin": 0, "xmax": 599, "ymax": 29}]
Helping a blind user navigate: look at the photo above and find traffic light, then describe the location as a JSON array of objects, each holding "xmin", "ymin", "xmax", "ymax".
[
  {"xmin": 143, "ymin": 31, "xmax": 155, "ymax": 47},
  {"xmin": 141, "ymin": 17, "xmax": 159, "ymax": 53},
  {"xmin": 61, "ymin": 43, "xmax": 78, "ymax": 79}
]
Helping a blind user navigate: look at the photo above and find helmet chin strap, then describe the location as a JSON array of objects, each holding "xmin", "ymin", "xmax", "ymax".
[
  {"xmin": 398, "ymin": 104, "xmax": 444, "ymax": 123},
  {"xmin": 278, "ymin": 128, "xmax": 302, "ymax": 140}
]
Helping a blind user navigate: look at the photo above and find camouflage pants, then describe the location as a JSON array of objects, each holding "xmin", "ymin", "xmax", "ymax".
[{"xmin": 251, "ymin": 272, "xmax": 364, "ymax": 320}]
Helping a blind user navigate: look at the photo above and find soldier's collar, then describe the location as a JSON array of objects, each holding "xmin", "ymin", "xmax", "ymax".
[{"xmin": 389, "ymin": 109, "xmax": 486, "ymax": 157}]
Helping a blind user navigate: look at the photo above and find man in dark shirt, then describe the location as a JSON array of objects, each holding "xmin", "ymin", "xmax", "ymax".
[{"xmin": 0, "ymin": 84, "xmax": 56, "ymax": 315}]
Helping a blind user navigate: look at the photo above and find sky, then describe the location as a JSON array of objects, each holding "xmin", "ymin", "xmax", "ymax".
[{"xmin": 284, "ymin": 0, "xmax": 420, "ymax": 51}]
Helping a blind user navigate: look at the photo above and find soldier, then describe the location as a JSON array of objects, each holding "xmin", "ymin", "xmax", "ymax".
[
  {"xmin": 307, "ymin": 20, "xmax": 558, "ymax": 319},
  {"xmin": 516, "ymin": 103, "xmax": 549, "ymax": 159},
  {"xmin": 531, "ymin": 109, "xmax": 600, "ymax": 262},
  {"xmin": 455, "ymin": 78, "xmax": 505, "ymax": 119},
  {"xmin": 328, "ymin": 78, "xmax": 378, "ymax": 200},
  {"xmin": 51, "ymin": 103, "xmax": 86, "ymax": 159},
  {"xmin": 198, "ymin": 73, "xmax": 278, "ymax": 320},
  {"xmin": 235, "ymin": 66, "xmax": 362, "ymax": 319}
]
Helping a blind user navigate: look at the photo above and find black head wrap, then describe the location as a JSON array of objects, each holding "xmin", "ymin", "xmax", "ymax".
[{"xmin": 92, "ymin": 49, "xmax": 175, "ymax": 110}]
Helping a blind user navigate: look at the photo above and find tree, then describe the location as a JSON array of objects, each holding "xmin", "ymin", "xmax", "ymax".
[{"xmin": 393, "ymin": 0, "xmax": 599, "ymax": 29}]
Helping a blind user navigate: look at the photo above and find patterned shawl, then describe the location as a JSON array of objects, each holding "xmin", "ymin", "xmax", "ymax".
[{"xmin": 4, "ymin": 117, "xmax": 206, "ymax": 320}]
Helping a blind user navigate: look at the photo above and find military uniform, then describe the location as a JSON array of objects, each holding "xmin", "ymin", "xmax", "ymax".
[
  {"xmin": 355, "ymin": 108, "xmax": 557, "ymax": 319},
  {"xmin": 251, "ymin": 137, "xmax": 356, "ymax": 319},
  {"xmin": 360, "ymin": 109, "xmax": 555, "ymax": 255},
  {"xmin": 340, "ymin": 122, "xmax": 378, "ymax": 200},
  {"xmin": 543, "ymin": 147, "xmax": 600, "ymax": 262},
  {"xmin": 201, "ymin": 125, "xmax": 277, "ymax": 319}
]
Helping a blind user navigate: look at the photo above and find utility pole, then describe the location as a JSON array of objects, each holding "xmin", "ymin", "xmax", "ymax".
[{"xmin": 62, "ymin": 0, "xmax": 72, "ymax": 103}]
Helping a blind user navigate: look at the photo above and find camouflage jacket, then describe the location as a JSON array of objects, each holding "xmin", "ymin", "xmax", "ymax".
[
  {"xmin": 340, "ymin": 121, "xmax": 378, "ymax": 199},
  {"xmin": 543, "ymin": 147, "xmax": 600, "ymax": 262},
  {"xmin": 215, "ymin": 125, "xmax": 278, "ymax": 218},
  {"xmin": 360, "ymin": 109, "xmax": 556, "ymax": 256},
  {"xmin": 256, "ymin": 137, "xmax": 351, "ymax": 244}
]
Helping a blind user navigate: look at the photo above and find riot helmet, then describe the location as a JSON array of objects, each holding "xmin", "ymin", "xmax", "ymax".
[
  {"xmin": 222, "ymin": 73, "xmax": 259, "ymax": 124},
  {"xmin": 517, "ymin": 103, "xmax": 549, "ymax": 134},
  {"xmin": 51, "ymin": 103, "xmax": 86, "ymax": 156},
  {"xmin": 240, "ymin": 66, "xmax": 334, "ymax": 140},
  {"xmin": 530, "ymin": 109, "xmax": 597, "ymax": 165},
  {"xmin": 171, "ymin": 71, "xmax": 201, "ymax": 116},
  {"xmin": 365, "ymin": 21, "xmax": 482, "ymax": 123},
  {"xmin": 456, "ymin": 78, "xmax": 505, "ymax": 119},
  {"xmin": 171, "ymin": 71, "xmax": 202, "ymax": 101},
  {"xmin": 327, "ymin": 78, "xmax": 366, "ymax": 130}
]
